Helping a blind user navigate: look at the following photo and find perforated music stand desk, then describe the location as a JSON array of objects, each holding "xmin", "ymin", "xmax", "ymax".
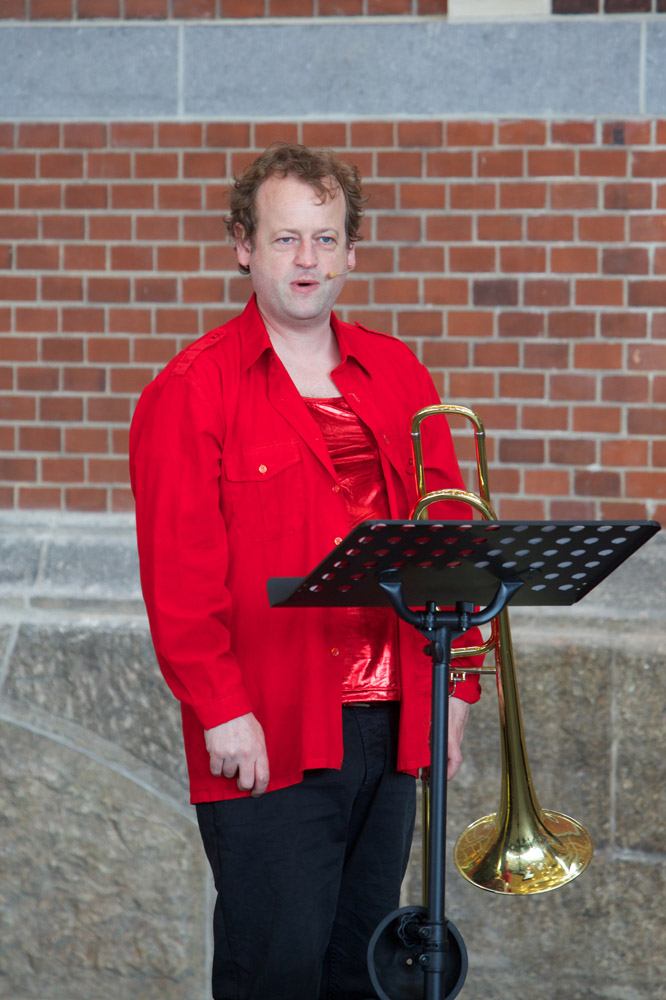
[
  {"xmin": 267, "ymin": 518, "xmax": 660, "ymax": 1000},
  {"xmin": 267, "ymin": 519, "xmax": 660, "ymax": 612}
]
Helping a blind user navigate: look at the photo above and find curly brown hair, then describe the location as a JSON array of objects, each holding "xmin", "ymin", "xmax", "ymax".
[{"xmin": 226, "ymin": 143, "xmax": 366, "ymax": 275}]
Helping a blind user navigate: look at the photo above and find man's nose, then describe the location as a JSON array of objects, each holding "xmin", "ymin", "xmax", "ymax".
[{"xmin": 294, "ymin": 240, "xmax": 317, "ymax": 268}]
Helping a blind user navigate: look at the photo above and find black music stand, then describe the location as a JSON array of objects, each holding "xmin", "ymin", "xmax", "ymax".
[{"xmin": 267, "ymin": 518, "xmax": 660, "ymax": 1000}]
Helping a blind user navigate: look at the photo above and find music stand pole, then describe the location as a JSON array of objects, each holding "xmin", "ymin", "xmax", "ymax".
[
  {"xmin": 421, "ymin": 614, "xmax": 456, "ymax": 999},
  {"xmin": 377, "ymin": 571, "xmax": 523, "ymax": 999}
]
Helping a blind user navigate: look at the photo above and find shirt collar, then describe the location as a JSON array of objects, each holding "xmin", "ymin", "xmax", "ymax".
[
  {"xmin": 238, "ymin": 295, "xmax": 372, "ymax": 378},
  {"xmin": 330, "ymin": 312, "xmax": 372, "ymax": 378},
  {"xmin": 238, "ymin": 295, "xmax": 273, "ymax": 373}
]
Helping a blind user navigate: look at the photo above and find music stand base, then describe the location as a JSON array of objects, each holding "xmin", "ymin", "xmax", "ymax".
[{"xmin": 367, "ymin": 906, "xmax": 467, "ymax": 1000}]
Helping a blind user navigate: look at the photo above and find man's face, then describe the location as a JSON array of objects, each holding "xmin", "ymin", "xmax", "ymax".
[{"xmin": 235, "ymin": 174, "xmax": 356, "ymax": 332}]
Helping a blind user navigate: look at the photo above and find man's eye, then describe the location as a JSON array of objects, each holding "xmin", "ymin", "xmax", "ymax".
[
  {"xmin": 319, "ymin": 237, "xmax": 334, "ymax": 244},
  {"xmin": 277, "ymin": 237, "xmax": 293, "ymax": 244}
]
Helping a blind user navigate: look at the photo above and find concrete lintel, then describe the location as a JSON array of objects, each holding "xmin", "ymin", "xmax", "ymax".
[
  {"xmin": 0, "ymin": 19, "xmax": 652, "ymax": 120},
  {"xmin": 0, "ymin": 24, "xmax": 179, "ymax": 119}
]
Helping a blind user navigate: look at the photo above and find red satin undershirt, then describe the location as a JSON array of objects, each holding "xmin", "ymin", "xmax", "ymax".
[{"xmin": 305, "ymin": 396, "xmax": 401, "ymax": 703}]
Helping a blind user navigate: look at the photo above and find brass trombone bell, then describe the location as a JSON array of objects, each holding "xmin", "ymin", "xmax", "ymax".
[{"xmin": 411, "ymin": 404, "xmax": 594, "ymax": 895}]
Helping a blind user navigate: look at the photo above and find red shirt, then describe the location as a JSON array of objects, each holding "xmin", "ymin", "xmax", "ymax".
[
  {"xmin": 304, "ymin": 396, "xmax": 400, "ymax": 702},
  {"xmin": 130, "ymin": 297, "xmax": 482, "ymax": 802}
]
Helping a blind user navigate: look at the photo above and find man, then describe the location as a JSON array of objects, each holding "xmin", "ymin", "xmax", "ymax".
[{"xmin": 130, "ymin": 143, "xmax": 482, "ymax": 1000}]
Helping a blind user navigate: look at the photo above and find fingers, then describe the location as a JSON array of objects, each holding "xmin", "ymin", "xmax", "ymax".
[
  {"xmin": 206, "ymin": 746, "xmax": 225, "ymax": 777},
  {"xmin": 214, "ymin": 750, "xmax": 270, "ymax": 796},
  {"xmin": 204, "ymin": 714, "xmax": 270, "ymax": 796},
  {"xmin": 222, "ymin": 757, "xmax": 240, "ymax": 780},
  {"xmin": 447, "ymin": 738, "xmax": 464, "ymax": 781},
  {"xmin": 248, "ymin": 753, "xmax": 270, "ymax": 798},
  {"xmin": 447, "ymin": 697, "xmax": 470, "ymax": 781}
]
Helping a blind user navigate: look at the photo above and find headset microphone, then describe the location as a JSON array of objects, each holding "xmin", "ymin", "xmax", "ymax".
[{"xmin": 327, "ymin": 267, "xmax": 354, "ymax": 279}]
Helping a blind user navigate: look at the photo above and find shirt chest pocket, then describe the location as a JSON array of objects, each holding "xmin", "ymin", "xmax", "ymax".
[{"xmin": 222, "ymin": 441, "xmax": 306, "ymax": 541}]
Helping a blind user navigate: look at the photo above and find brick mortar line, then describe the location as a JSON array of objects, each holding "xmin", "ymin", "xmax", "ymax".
[
  {"xmin": 0, "ymin": 15, "xmax": 483, "ymax": 26},
  {"xmin": 7, "ymin": 266, "xmax": 666, "ymax": 274},
  {"xmin": 6, "ymin": 411, "xmax": 659, "ymax": 423},
  {"xmin": 1, "ymin": 12, "xmax": 666, "ymax": 21},
  {"xmin": 3, "ymin": 114, "xmax": 666, "ymax": 124},
  {"xmin": 3, "ymin": 431, "xmax": 659, "ymax": 444},
  {"xmin": 4, "ymin": 141, "xmax": 666, "ymax": 150},
  {"xmin": 5, "ymin": 148, "xmax": 666, "ymax": 156},
  {"xmin": 0, "ymin": 600, "xmax": 146, "ymax": 624}
]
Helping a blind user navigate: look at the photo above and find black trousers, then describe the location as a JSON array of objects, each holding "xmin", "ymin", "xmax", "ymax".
[{"xmin": 196, "ymin": 703, "xmax": 416, "ymax": 1000}]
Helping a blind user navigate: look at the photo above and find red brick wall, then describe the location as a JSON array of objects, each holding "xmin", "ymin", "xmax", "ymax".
[
  {"xmin": 553, "ymin": 1, "xmax": 665, "ymax": 12},
  {"xmin": 3, "ymin": 1, "xmax": 666, "ymax": 16},
  {"xmin": 0, "ymin": 0, "xmax": 448, "ymax": 18},
  {"xmin": 1, "ymin": 118, "xmax": 665, "ymax": 521}
]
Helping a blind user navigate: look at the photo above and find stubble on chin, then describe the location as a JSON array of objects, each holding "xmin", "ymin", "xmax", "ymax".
[{"xmin": 270, "ymin": 281, "xmax": 339, "ymax": 326}]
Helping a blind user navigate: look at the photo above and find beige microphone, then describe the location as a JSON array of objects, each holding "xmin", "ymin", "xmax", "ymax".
[{"xmin": 327, "ymin": 267, "xmax": 354, "ymax": 279}]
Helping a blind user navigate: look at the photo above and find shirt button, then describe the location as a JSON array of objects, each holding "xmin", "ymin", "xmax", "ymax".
[
  {"xmin": 331, "ymin": 648, "xmax": 340, "ymax": 657},
  {"xmin": 334, "ymin": 536, "xmax": 342, "ymax": 545},
  {"xmin": 258, "ymin": 464, "xmax": 267, "ymax": 474},
  {"xmin": 332, "ymin": 484, "xmax": 340, "ymax": 493}
]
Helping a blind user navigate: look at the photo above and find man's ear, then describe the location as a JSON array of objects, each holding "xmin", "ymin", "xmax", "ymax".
[
  {"xmin": 234, "ymin": 223, "xmax": 251, "ymax": 268},
  {"xmin": 346, "ymin": 242, "xmax": 357, "ymax": 271}
]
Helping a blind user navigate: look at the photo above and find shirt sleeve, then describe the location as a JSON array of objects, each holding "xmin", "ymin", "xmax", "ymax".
[{"xmin": 129, "ymin": 366, "xmax": 254, "ymax": 730}]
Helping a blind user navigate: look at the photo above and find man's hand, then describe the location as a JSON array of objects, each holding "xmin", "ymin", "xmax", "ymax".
[
  {"xmin": 447, "ymin": 698, "xmax": 470, "ymax": 781},
  {"xmin": 204, "ymin": 712, "xmax": 270, "ymax": 797}
]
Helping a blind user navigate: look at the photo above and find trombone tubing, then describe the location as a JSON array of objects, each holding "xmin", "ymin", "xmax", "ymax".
[
  {"xmin": 411, "ymin": 402, "xmax": 594, "ymax": 896},
  {"xmin": 410, "ymin": 403, "xmax": 491, "ymax": 510},
  {"xmin": 410, "ymin": 404, "xmax": 498, "ymax": 669}
]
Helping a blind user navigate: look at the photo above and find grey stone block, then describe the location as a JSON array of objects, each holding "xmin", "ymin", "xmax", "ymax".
[
  {"xmin": 0, "ymin": 624, "xmax": 13, "ymax": 665},
  {"xmin": 645, "ymin": 23, "xmax": 666, "ymax": 116},
  {"xmin": 404, "ymin": 834, "xmax": 665, "ymax": 999},
  {"xmin": 442, "ymin": 628, "xmax": 613, "ymax": 847},
  {"xmin": 0, "ymin": 18, "xmax": 654, "ymax": 121},
  {"xmin": 615, "ymin": 643, "xmax": 666, "ymax": 855},
  {"xmin": 444, "ymin": 854, "xmax": 614, "ymax": 999},
  {"xmin": 183, "ymin": 21, "xmax": 641, "ymax": 119},
  {"xmin": 0, "ymin": 26, "xmax": 178, "ymax": 119},
  {"xmin": 0, "ymin": 721, "xmax": 208, "ymax": 1000},
  {"xmin": 4, "ymin": 624, "xmax": 188, "ymax": 791},
  {"xmin": 40, "ymin": 535, "xmax": 142, "ymax": 600},
  {"xmin": 609, "ymin": 858, "xmax": 666, "ymax": 997},
  {"xmin": 0, "ymin": 535, "xmax": 41, "ymax": 589}
]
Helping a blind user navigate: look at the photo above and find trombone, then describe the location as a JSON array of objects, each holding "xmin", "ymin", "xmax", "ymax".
[{"xmin": 411, "ymin": 404, "xmax": 594, "ymax": 895}]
